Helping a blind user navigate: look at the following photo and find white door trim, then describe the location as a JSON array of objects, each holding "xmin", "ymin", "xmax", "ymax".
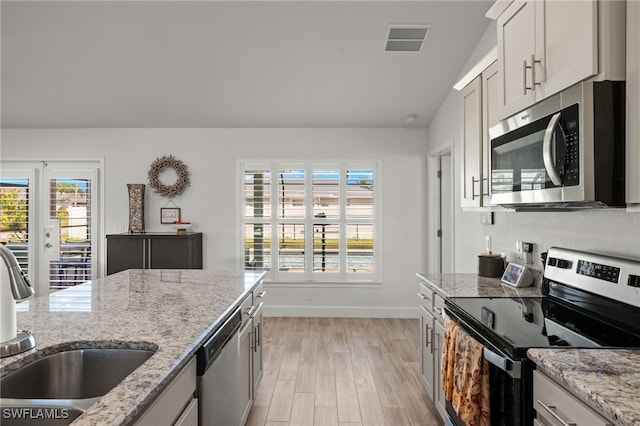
[{"xmin": 427, "ymin": 140, "xmax": 455, "ymax": 273}]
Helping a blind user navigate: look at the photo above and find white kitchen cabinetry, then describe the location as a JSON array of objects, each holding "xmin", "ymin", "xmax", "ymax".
[
  {"xmin": 628, "ymin": 0, "xmax": 640, "ymax": 208},
  {"xmin": 481, "ymin": 61, "xmax": 499, "ymax": 206},
  {"xmin": 135, "ymin": 357, "xmax": 197, "ymax": 426},
  {"xmin": 251, "ymin": 284, "xmax": 265, "ymax": 393},
  {"xmin": 491, "ymin": 0, "xmax": 625, "ymax": 121},
  {"xmin": 432, "ymin": 315, "xmax": 445, "ymax": 417},
  {"xmin": 533, "ymin": 370, "xmax": 613, "ymax": 426},
  {"xmin": 239, "ymin": 280, "xmax": 266, "ymax": 425},
  {"xmin": 239, "ymin": 294, "xmax": 254, "ymax": 425},
  {"xmin": 461, "ymin": 76, "xmax": 483, "ymax": 208},
  {"xmin": 495, "ymin": 0, "xmax": 597, "ymax": 118},
  {"xmin": 417, "ymin": 280, "xmax": 445, "ymax": 420},
  {"xmin": 461, "ymin": 61, "xmax": 499, "ymax": 209}
]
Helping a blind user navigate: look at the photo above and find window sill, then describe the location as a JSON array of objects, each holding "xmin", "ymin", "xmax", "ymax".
[{"xmin": 264, "ymin": 280, "xmax": 382, "ymax": 288}]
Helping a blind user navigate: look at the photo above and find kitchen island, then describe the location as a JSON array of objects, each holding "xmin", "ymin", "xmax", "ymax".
[{"xmin": 0, "ymin": 269, "xmax": 266, "ymax": 425}]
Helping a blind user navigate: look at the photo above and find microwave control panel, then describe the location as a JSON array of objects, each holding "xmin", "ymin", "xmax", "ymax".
[
  {"xmin": 560, "ymin": 104, "xmax": 580, "ymax": 186},
  {"xmin": 563, "ymin": 118, "xmax": 579, "ymax": 186}
]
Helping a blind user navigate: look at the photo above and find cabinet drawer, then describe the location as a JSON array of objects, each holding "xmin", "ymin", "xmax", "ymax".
[
  {"xmin": 240, "ymin": 294, "xmax": 253, "ymax": 326},
  {"xmin": 417, "ymin": 282, "xmax": 434, "ymax": 310},
  {"xmin": 253, "ymin": 281, "xmax": 266, "ymax": 304},
  {"xmin": 136, "ymin": 357, "xmax": 196, "ymax": 425},
  {"xmin": 533, "ymin": 370, "xmax": 612, "ymax": 426},
  {"xmin": 173, "ymin": 398, "xmax": 198, "ymax": 426}
]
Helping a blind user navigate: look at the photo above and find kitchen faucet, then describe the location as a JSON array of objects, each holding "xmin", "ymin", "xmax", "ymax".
[{"xmin": 0, "ymin": 244, "xmax": 36, "ymax": 357}]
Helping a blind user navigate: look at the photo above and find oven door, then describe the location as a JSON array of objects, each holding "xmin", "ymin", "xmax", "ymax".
[
  {"xmin": 489, "ymin": 101, "xmax": 579, "ymax": 207},
  {"xmin": 444, "ymin": 306, "xmax": 534, "ymax": 426}
]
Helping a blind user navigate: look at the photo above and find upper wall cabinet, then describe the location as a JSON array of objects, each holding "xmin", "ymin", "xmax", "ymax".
[
  {"xmin": 461, "ymin": 76, "xmax": 483, "ymax": 208},
  {"xmin": 460, "ymin": 61, "xmax": 499, "ymax": 209},
  {"xmin": 490, "ymin": 0, "xmax": 625, "ymax": 120},
  {"xmin": 628, "ymin": 0, "xmax": 640, "ymax": 207}
]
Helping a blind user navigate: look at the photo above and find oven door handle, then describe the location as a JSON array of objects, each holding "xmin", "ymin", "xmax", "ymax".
[{"xmin": 483, "ymin": 347, "xmax": 521, "ymax": 379}]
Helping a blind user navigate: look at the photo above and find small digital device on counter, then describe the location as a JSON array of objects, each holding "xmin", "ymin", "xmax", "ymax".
[{"xmin": 501, "ymin": 262, "xmax": 534, "ymax": 287}]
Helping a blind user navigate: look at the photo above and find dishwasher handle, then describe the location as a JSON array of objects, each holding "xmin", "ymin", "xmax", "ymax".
[{"xmin": 197, "ymin": 308, "xmax": 242, "ymax": 374}]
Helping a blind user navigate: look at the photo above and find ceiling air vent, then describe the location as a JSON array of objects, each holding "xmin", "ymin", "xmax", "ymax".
[{"xmin": 385, "ymin": 25, "xmax": 430, "ymax": 52}]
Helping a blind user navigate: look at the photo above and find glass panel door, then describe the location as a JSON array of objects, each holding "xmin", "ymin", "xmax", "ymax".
[
  {"xmin": 1, "ymin": 161, "xmax": 100, "ymax": 296},
  {"xmin": 44, "ymin": 165, "xmax": 97, "ymax": 292},
  {"xmin": 0, "ymin": 167, "xmax": 36, "ymax": 281}
]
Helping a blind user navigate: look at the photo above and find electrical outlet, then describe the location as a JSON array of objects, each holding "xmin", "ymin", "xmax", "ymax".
[{"xmin": 305, "ymin": 289, "xmax": 312, "ymax": 300}]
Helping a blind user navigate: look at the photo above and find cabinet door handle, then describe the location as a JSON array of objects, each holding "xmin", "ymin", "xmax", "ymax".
[
  {"xmin": 249, "ymin": 329, "xmax": 256, "ymax": 350},
  {"xmin": 523, "ymin": 58, "xmax": 530, "ymax": 95},
  {"xmin": 425, "ymin": 324, "xmax": 431, "ymax": 348},
  {"xmin": 430, "ymin": 329, "xmax": 436, "ymax": 354},
  {"xmin": 531, "ymin": 54, "xmax": 542, "ymax": 89},
  {"xmin": 256, "ymin": 291, "xmax": 266, "ymax": 299},
  {"xmin": 417, "ymin": 292, "xmax": 431, "ymax": 301},
  {"xmin": 434, "ymin": 307, "xmax": 443, "ymax": 316},
  {"xmin": 471, "ymin": 176, "xmax": 479, "ymax": 200},
  {"xmin": 537, "ymin": 400, "xmax": 577, "ymax": 426},
  {"xmin": 250, "ymin": 302, "xmax": 264, "ymax": 319},
  {"xmin": 253, "ymin": 325, "xmax": 260, "ymax": 352},
  {"xmin": 246, "ymin": 305, "xmax": 256, "ymax": 317},
  {"xmin": 524, "ymin": 55, "xmax": 542, "ymax": 94}
]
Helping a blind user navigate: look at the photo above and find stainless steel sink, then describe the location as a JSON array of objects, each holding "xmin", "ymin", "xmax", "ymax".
[{"xmin": 0, "ymin": 348, "xmax": 155, "ymax": 425}]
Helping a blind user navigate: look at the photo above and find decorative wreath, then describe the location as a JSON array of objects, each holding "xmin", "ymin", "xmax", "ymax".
[{"xmin": 147, "ymin": 155, "xmax": 190, "ymax": 197}]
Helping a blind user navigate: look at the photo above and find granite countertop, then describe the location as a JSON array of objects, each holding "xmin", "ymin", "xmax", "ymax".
[
  {"xmin": 0, "ymin": 269, "xmax": 266, "ymax": 425},
  {"xmin": 528, "ymin": 348, "xmax": 640, "ymax": 426},
  {"xmin": 416, "ymin": 272, "xmax": 543, "ymax": 298}
]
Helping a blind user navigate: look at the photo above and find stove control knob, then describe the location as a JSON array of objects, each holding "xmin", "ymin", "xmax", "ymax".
[
  {"xmin": 628, "ymin": 274, "xmax": 640, "ymax": 288},
  {"xmin": 556, "ymin": 259, "xmax": 572, "ymax": 269}
]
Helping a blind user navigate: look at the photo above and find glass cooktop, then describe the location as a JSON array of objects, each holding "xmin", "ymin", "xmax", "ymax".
[{"xmin": 445, "ymin": 295, "xmax": 640, "ymax": 359}]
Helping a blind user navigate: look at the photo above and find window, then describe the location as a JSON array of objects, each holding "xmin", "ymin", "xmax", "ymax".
[{"xmin": 241, "ymin": 162, "xmax": 379, "ymax": 282}]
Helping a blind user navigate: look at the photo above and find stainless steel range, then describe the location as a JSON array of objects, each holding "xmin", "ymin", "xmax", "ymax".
[{"xmin": 444, "ymin": 246, "xmax": 640, "ymax": 426}]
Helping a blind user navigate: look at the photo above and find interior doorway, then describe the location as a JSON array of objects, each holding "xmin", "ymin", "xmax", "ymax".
[{"xmin": 427, "ymin": 142, "xmax": 454, "ymax": 273}]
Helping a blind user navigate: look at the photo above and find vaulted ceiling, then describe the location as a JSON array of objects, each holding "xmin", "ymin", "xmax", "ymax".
[{"xmin": 1, "ymin": 1, "xmax": 492, "ymax": 128}]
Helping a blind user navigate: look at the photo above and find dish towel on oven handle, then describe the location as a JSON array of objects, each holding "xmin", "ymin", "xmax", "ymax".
[
  {"xmin": 442, "ymin": 316, "xmax": 457, "ymax": 402},
  {"xmin": 442, "ymin": 317, "xmax": 491, "ymax": 426}
]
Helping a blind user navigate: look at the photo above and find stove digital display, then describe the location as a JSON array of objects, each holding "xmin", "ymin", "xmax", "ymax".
[{"xmin": 577, "ymin": 260, "xmax": 620, "ymax": 283}]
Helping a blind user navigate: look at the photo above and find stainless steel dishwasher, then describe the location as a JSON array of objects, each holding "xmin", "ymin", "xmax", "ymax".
[{"xmin": 196, "ymin": 308, "xmax": 242, "ymax": 426}]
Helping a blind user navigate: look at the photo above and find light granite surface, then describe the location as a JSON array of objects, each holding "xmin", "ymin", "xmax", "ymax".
[
  {"xmin": 416, "ymin": 272, "xmax": 543, "ymax": 298},
  {"xmin": 0, "ymin": 269, "xmax": 266, "ymax": 425},
  {"xmin": 528, "ymin": 348, "xmax": 640, "ymax": 426}
]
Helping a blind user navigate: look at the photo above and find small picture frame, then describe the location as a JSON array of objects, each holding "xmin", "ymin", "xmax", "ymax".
[{"xmin": 160, "ymin": 207, "xmax": 181, "ymax": 224}]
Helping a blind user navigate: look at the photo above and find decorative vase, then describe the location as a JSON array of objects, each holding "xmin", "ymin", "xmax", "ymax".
[{"xmin": 127, "ymin": 184, "xmax": 145, "ymax": 233}]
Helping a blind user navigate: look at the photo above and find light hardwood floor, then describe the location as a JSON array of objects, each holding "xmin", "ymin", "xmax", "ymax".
[{"xmin": 245, "ymin": 317, "xmax": 441, "ymax": 426}]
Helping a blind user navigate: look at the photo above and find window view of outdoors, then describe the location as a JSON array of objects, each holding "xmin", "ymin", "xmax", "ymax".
[
  {"xmin": 0, "ymin": 178, "xmax": 92, "ymax": 289},
  {"xmin": 0, "ymin": 178, "xmax": 30, "ymax": 275},
  {"xmin": 243, "ymin": 165, "xmax": 375, "ymax": 278}
]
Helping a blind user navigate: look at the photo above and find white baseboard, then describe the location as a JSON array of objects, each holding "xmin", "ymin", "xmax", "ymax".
[{"xmin": 264, "ymin": 305, "xmax": 418, "ymax": 318}]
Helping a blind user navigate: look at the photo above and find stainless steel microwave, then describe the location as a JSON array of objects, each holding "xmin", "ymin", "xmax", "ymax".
[{"xmin": 488, "ymin": 80, "xmax": 626, "ymax": 209}]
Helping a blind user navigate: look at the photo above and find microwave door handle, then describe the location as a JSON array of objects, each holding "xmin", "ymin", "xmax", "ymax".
[{"xmin": 543, "ymin": 112, "xmax": 563, "ymax": 186}]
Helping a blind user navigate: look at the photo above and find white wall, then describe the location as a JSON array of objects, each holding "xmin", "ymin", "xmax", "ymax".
[
  {"xmin": 1, "ymin": 127, "xmax": 427, "ymax": 317},
  {"xmin": 427, "ymin": 25, "xmax": 640, "ymax": 274}
]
